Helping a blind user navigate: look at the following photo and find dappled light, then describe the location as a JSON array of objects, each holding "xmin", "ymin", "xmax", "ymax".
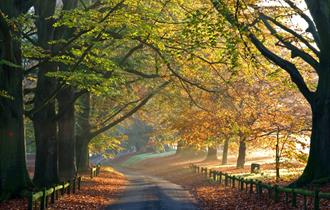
[{"xmin": 1, "ymin": 0, "xmax": 330, "ymax": 209}]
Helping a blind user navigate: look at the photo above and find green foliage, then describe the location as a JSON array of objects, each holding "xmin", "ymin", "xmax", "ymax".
[
  {"xmin": 0, "ymin": 90, "xmax": 14, "ymax": 100},
  {"xmin": 25, "ymin": 118, "xmax": 35, "ymax": 153},
  {"xmin": 119, "ymin": 151, "xmax": 175, "ymax": 167},
  {"xmin": 5, "ymin": 0, "xmax": 313, "ymax": 178},
  {"xmin": 89, "ymin": 132, "xmax": 125, "ymax": 158},
  {"xmin": 0, "ymin": 59, "xmax": 21, "ymax": 68}
]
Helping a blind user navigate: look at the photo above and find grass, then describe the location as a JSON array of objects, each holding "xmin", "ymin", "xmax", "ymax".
[{"xmin": 119, "ymin": 151, "xmax": 176, "ymax": 167}]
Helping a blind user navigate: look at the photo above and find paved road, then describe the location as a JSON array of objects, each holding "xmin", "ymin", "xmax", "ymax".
[{"xmin": 106, "ymin": 170, "xmax": 198, "ymax": 210}]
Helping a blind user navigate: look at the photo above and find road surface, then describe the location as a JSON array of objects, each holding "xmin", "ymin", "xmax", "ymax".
[{"xmin": 106, "ymin": 169, "xmax": 198, "ymax": 210}]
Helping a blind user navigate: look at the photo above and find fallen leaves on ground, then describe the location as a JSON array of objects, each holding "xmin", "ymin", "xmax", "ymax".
[
  {"xmin": 0, "ymin": 166, "xmax": 126, "ymax": 210},
  {"xmin": 0, "ymin": 198, "xmax": 27, "ymax": 210}
]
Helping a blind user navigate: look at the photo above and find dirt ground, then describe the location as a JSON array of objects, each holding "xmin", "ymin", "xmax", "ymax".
[
  {"xmin": 129, "ymin": 154, "xmax": 330, "ymax": 210},
  {"xmin": 0, "ymin": 167, "xmax": 126, "ymax": 210}
]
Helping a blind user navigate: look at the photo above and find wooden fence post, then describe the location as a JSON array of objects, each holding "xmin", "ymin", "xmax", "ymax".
[
  {"xmin": 72, "ymin": 178, "xmax": 76, "ymax": 194},
  {"xmin": 232, "ymin": 176, "xmax": 236, "ymax": 188},
  {"xmin": 285, "ymin": 192, "xmax": 289, "ymax": 204},
  {"xmin": 303, "ymin": 195, "xmax": 307, "ymax": 210},
  {"xmin": 67, "ymin": 182, "xmax": 71, "ymax": 195},
  {"xmin": 28, "ymin": 192, "xmax": 33, "ymax": 210},
  {"xmin": 40, "ymin": 189, "xmax": 46, "ymax": 210},
  {"xmin": 51, "ymin": 187, "xmax": 55, "ymax": 204},
  {"xmin": 268, "ymin": 188, "xmax": 272, "ymax": 199},
  {"xmin": 291, "ymin": 189, "xmax": 297, "ymax": 207},
  {"xmin": 245, "ymin": 180, "xmax": 248, "ymax": 192},
  {"xmin": 249, "ymin": 180, "xmax": 253, "ymax": 194},
  {"xmin": 78, "ymin": 177, "xmax": 82, "ymax": 190},
  {"xmin": 61, "ymin": 183, "xmax": 65, "ymax": 195},
  {"xmin": 274, "ymin": 185, "xmax": 279, "ymax": 202},
  {"xmin": 314, "ymin": 188, "xmax": 320, "ymax": 210},
  {"xmin": 219, "ymin": 172, "xmax": 222, "ymax": 184},
  {"xmin": 56, "ymin": 187, "xmax": 60, "ymax": 200},
  {"xmin": 96, "ymin": 165, "xmax": 101, "ymax": 176},
  {"xmin": 240, "ymin": 178, "xmax": 244, "ymax": 191},
  {"xmin": 256, "ymin": 181, "xmax": 261, "ymax": 198}
]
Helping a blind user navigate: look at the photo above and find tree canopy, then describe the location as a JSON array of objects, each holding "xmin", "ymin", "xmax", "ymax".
[{"xmin": 0, "ymin": 0, "xmax": 328, "ymax": 200}]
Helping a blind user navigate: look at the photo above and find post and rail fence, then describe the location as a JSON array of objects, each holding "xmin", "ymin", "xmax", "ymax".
[
  {"xmin": 90, "ymin": 164, "xmax": 101, "ymax": 179},
  {"xmin": 23, "ymin": 165, "xmax": 101, "ymax": 210},
  {"xmin": 190, "ymin": 164, "xmax": 330, "ymax": 210}
]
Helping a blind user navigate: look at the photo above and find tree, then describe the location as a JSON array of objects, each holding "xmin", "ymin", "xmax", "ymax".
[
  {"xmin": 56, "ymin": 0, "xmax": 79, "ymax": 182},
  {"xmin": 125, "ymin": 118, "xmax": 153, "ymax": 153},
  {"xmin": 206, "ymin": 146, "xmax": 218, "ymax": 160},
  {"xmin": 76, "ymin": 93, "xmax": 92, "ymax": 172},
  {"xmin": 221, "ymin": 137, "xmax": 230, "ymax": 164},
  {"xmin": 30, "ymin": 0, "xmax": 61, "ymax": 187},
  {"xmin": 211, "ymin": 0, "xmax": 327, "ymax": 186},
  {"xmin": 0, "ymin": 0, "xmax": 32, "ymax": 200},
  {"xmin": 24, "ymin": 0, "xmax": 170, "ymax": 183}
]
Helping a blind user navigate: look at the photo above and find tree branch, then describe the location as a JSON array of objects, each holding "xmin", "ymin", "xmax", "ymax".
[
  {"xmin": 249, "ymin": 34, "xmax": 314, "ymax": 103},
  {"xmin": 98, "ymin": 99, "xmax": 142, "ymax": 127},
  {"xmin": 211, "ymin": 0, "xmax": 314, "ymax": 104},
  {"xmin": 284, "ymin": 0, "xmax": 320, "ymax": 48},
  {"xmin": 179, "ymin": 80, "xmax": 212, "ymax": 112},
  {"xmin": 261, "ymin": 12, "xmax": 319, "ymax": 57},
  {"xmin": 138, "ymin": 39, "xmax": 218, "ymax": 93},
  {"xmin": 260, "ymin": 13, "xmax": 319, "ymax": 73},
  {"xmin": 88, "ymin": 81, "xmax": 170, "ymax": 139}
]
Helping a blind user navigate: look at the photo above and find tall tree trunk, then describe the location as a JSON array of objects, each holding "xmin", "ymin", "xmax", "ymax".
[
  {"xmin": 0, "ymin": 4, "xmax": 31, "ymax": 199},
  {"xmin": 291, "ymin": 47, "xmax": 330, "ymax": 186},
  {"xmin": 176, "ymin": 140, "xmax": 201, "ymax": 156},
  {"xmin": 56, "ymin": 0, "xmax": 78, "ymax": 180},
  {"xmin": 76, "ymin": 93, "xmax": 91, "ymax": 172},
  {"xmin": 33, "ymin": 64, "xmax": 58, "ymax": 187},
  {"xmin": 222, "ymin": 138, "xmax": 229, "ymax": 165},
  {"xmin": 236, "ymin": 138, "xmax": 246, "ymax": 169},
  {"xmin": 275, "ymin": 128, "xmax": 280, "ymax": 182},
  {"xmin": 176, "ymin": 140, "xmax": 184, "ymax": 155},
  {"xmin": 76, "ymin": 137, "xmax": 90, "ymax": 172},
  {"xmin": 57, "ymin": 87, "xmax": 76, "ymax": 180},
  {"xmin": 32, "ymin": 0, "xmax": 58, "ymax": 187},
  {"xmin": 294, "ymin": 98, "xmax": 330, "ymax": 186},
  {"xmin": 205, "ymin": 146, "xmax": 218, "ymax": 161},
  {"xmin": 176, "ymin": 140, "xmax": 192, "ymax": 155}
]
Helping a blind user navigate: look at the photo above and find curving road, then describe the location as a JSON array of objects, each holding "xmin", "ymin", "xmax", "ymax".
[{"xmin": 106, "ymin": 169, "xmax": 198, "ymax": 210}]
